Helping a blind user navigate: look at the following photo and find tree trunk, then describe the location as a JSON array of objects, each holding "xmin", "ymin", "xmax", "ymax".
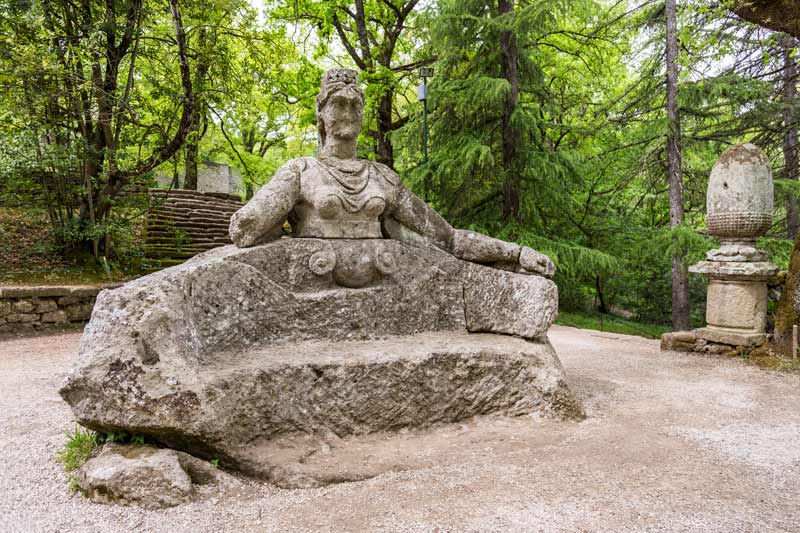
[
  {"xmin": 774, "ymin": 231, "xmax": 800, "ymax": 354},
  {"xmin": 732, "ymin": 1, "xmax": 800, "ymax": 39},
  {"xmin": 783, "ymin": 35, "xmax": 800, "ymax": 239},
  {"xmin": 376, "ymin": 90, "xmax": 395, "ymax": 167},
  {"xmin": 596, "ymin": 275, "xmax": 609, "ymax": 314},
  {"xmin": 184, "ymin": 27, "xmax": 210, "ymax": 191},
  {"xmin": 499, "ymin": 0, "xmax": 520, "ymax": 221},
  {"xmin": 184, "ymin": 114, "xmax": 199, "ymax": 190},
  {"xmin": 75, "ymin": 0, "xmax": 195, "ymax": 223},
  {"xmin": 665, "ymin": 0, "xmax": 690, "ymax": 331}
]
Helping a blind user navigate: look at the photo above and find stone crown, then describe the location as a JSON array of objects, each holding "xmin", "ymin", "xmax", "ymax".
[{"xmin": 321, "ymin": 68, "xmax": 359, "ymax": 89}]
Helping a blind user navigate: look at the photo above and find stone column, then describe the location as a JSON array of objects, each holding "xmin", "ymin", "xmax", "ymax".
[{"xmin": 689, "ymin": 144, "xmax": 778, "ymax": 348}]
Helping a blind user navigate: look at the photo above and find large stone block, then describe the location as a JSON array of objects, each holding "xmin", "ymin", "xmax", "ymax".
[
  {"xmin": 463, "ymin": 263, "xmax": 557, "ymax": 340},
  {"xmin": 694, "ymin": 327, "xmax": 766, "ymax": 348},
  {"xmin": 706, "ymin": 279, "xmax": 767, "ymax": 332},
  {"xmin": 60, "ymin": 239, "xmax": 576, "ymax": 486},
  {"xmin": 7, "ymin": 313, "xmax": 38, "ymax": 323},
  {"xmin": 63, "ymin": 331, "xmax": 580, "ymax": 486}
]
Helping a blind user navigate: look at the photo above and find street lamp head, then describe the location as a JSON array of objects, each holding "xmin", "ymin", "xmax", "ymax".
[{"xmin": 418, "ymin": 66, "xmax": 434, "ymax": 78}]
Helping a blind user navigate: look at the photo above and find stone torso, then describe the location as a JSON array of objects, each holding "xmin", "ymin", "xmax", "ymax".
[{"xmin": 290, "ymin": 157, "xmax": 399, "ymax": 239}]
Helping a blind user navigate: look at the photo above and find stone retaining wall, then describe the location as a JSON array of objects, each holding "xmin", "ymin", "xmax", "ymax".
[{"xmin": 0, "ymin": 284, "xmax": 121, "ymax": 333}]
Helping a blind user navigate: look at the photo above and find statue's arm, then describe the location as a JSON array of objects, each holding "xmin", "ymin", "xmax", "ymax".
[
  {"xmin": 388, "ymin": 183, "xmax": 555, "ymax": 278},
  {"xmin": 229, "ymin": 160, "xmax": 301, "ymax": 248}
]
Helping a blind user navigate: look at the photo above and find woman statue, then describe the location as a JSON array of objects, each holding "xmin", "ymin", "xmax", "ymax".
[{"xmin": 229, "ymin": 68, "xmax": 554, "ymax": 279}]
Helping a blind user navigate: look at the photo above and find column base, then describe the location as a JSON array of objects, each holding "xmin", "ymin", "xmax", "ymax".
[{"xmin": 694, "ymin": 327, "xmax": 766, "ymax": 348}]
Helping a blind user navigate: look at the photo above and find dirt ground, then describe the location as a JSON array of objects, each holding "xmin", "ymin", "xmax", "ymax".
[{"xmin": 1, "ymin": 325, "xmax": 799, "ymax": 532}]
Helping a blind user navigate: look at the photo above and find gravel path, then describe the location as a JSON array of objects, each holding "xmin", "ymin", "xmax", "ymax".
[{"xmin": 1, "ymin": 326, "xmax": 799, "ymax": 532}]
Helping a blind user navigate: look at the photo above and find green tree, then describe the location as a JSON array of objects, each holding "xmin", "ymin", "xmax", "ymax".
[
  {"xmin": 0, "ymin": 0, "xmax": 196, "ymax": 257},
  {"xmin": 272, "ymin": 0, "xmax": 428, "ymax": 168}
]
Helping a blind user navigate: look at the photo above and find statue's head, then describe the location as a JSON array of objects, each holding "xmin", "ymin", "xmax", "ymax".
[{"xmin": 316, "ymin": 68, "xmax": 365, "ymax": 148}]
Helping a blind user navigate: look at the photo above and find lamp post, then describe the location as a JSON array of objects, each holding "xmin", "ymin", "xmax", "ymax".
[{"xmin": 417, "ymin": 67, "xmax": 434, "ymax": 164}]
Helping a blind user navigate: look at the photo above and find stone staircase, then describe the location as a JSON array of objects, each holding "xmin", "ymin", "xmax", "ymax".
[{"xmin": 144, "ymin": 189, "xmax": 243, "ymax": 267}]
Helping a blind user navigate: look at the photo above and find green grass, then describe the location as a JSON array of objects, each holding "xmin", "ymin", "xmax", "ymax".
[
  {"xmin": 55, "ymin": 426, "xmax": 100, "ymax": 490},
  {"xmin": 555, "ymin": 310, "xmax": 670, "ymax": 339},
  {"xmin": 55, "ymin": 427, "xmax": 152, "ymax": 491}
]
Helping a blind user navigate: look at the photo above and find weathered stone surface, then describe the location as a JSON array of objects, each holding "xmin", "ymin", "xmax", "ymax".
[
  {"xmin": 660, "ymin": 331, "xmax": 698, "ymax": 353},
  {"xmin": 705, "ymin": 280, "xmax": 768, "ymax": 332},
  {"xmin": 60, "ymin": 238, "xmax": 575, "ymax": 484},
  {"xmin": 463, "ymin": 263, "xmax": 557, "ymax": 340},
  {"xmin": 64, "ymin": 330, "xmax": 580, "ymax": 487},
  {"xmin": 518, "ymin": 247, "xmax": 556, "ymax": 278},
  {"xmin": 65, "ymin": 304, "xmax": 93, "ymax": 321},
  {"xmin": 13, "ymin": 300, "xmax": 35, "ymax": 313},
  {"xmin": 0, "ymin": 301, "xmax": 10, "ymax": 317},
  {"xmin": 57, "ymin": 295, "xmax": 82, "ymax": 306},
  {"xmin": 78, "ymin": 444, "xmax": 193, "ymax": 508},
  {"xmin": 694, "ymin": 327, "xmax": 766, "ymax": 348},
  {"xmin": 689, "ymin": 261, "xmax": 779, "ymax": 281},
  {"xmin": 705, "ymin": 143, "xmax": 773, "ymax": 241},
  {"xmin": 41, "ymin": 310, "xmax": 68, "ymax": 323},
  {"xmin": 34, "ymin": 299, "xmax": 58, "ymax": 313},
  {"xmin": 706, "ymin": 243, "xmax": 769, "ymax": 262}
]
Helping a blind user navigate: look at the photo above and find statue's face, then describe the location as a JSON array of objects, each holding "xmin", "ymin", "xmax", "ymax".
[{"xmin": 320, "ymin": 87, "xmax": 363, "ymax": 142}]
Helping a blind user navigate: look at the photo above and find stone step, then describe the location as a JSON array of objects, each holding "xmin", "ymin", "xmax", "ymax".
[
  {"xmin": 146, "ymin": 233, "xmax": 229, "ymax": 243},
  {"xmin": 151, "ymin": 200, "xmax": 240, "ymax": 214},
  {"xmin": 143, "ymin": 258, "xmax": 187, "ymax": 270},
  {"xmin": 153, "ymin": 205, "xmax": 240, "ymax": 217},
  {"xmin": 145, "ymin": 237, "xmax": 228, "ymax": 246},
  {"xmin": 147, "ymin": 219, "xmax": 231, "ymax": 231},
  {"xmin": 148, "ymin": 188, "xmax": 242, "ymax": 203},
  {"xmin": 144, "ymin": 250, "xmax": 204, "ymax": 259},
  {"xmin": 148, "ymin": 211, "xmax": 234, "ymax": 224},
  {"xmin": 145, "ymin": 229, "xmax": 229, "ymax": 240},
  {"xmin": 144, "ymin": 245, "xmax": 209, "ymax": 253}
]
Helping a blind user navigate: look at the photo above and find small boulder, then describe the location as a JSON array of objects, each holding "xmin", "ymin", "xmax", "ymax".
[
  {"xmin": 77, "ymin": 443, "xmax": 238, "ymax": 508},
  {"xmin": 660, "ymin": 331, "xmax": 698, "ymax": 352}
]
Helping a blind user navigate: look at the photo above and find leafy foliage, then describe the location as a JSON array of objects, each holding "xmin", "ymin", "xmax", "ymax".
[{"xmin": 1, "ymin": 0, "xmax": 798, "ymax": 328}]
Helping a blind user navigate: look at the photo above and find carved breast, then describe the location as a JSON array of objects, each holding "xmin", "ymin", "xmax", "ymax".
[{"xmin": 292, "ymin": 159, "xmax": 396, "ymax": 239}]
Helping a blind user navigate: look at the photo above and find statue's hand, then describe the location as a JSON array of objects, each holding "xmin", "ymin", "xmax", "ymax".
[{"xmin": 517, "ymin": 247, "xmax": 555, "ymax": 279}]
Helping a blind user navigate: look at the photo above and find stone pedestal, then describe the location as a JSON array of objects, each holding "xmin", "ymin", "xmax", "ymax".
[{"xmin": 689, "ymin": 260, "xmax": 777, "ymax": 347}]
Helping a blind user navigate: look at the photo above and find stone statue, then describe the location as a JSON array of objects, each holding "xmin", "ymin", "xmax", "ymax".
[
  {"xmin": 59, "ymin": 68, "xmax": 580, "ymax": 493},
  {"xmin": 662, "ymin": 144, "xmax": 779, "ymax": 353},
  {"xmin": 688, "ymin": 144, "xmax": 778, "ymax": 347},
  {"xmin": 229, "ymin": 68, "xmax": 555, "ymax": 287}
]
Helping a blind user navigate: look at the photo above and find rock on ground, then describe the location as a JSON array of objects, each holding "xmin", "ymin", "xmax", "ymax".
[{"xmin": 78, "ymin": 443, "xmax": 240, "ymax": 508}]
